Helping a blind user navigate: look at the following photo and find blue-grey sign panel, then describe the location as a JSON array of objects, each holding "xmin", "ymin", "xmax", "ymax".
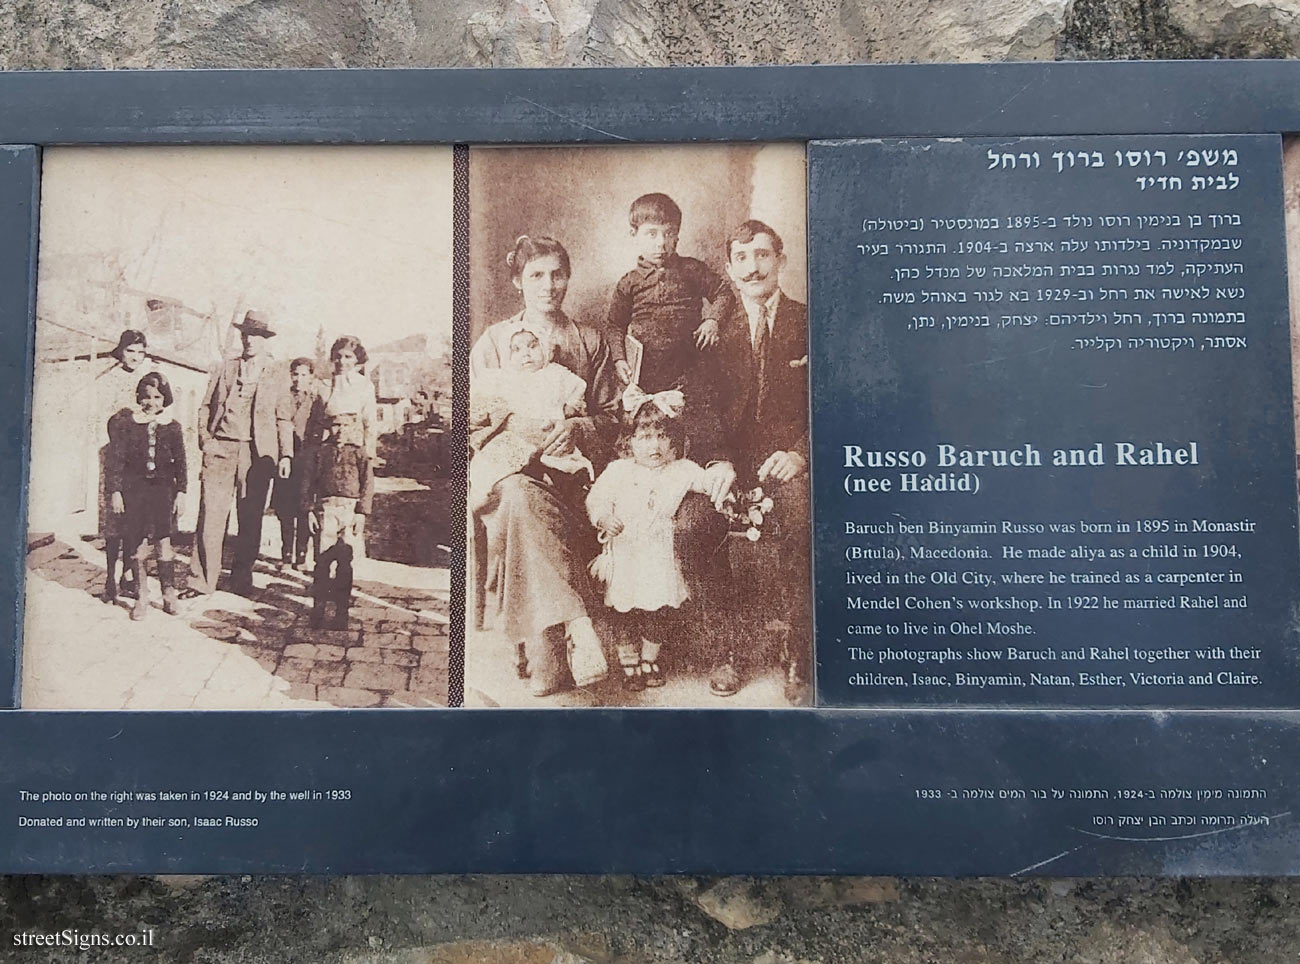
[
  {"xmin": 4, "ymin": 67, "xmax": 1300, "ymax": 876},
  {"xmin": 1, "ymin": 709, "xmax": 1297, "ymax": 875},
  {"xmin": 810, "ymin": 136, "xmax": 1300, "ymax": 708}
]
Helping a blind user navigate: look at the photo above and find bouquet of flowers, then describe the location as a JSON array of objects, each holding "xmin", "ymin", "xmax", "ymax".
[{"xmin": 717, "ymin": 485, "xmax": 776, "ymax": 542}]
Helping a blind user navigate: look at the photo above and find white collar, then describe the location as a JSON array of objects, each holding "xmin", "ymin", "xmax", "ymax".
[
  {"xmin": 332, "ymin": 369, "xmax": 367, "ymax": 386},
  {"xmin": 101, "ymin": 361, "xmax": 148, "ymax": 381},
  {"xmin": 740, "ymin": 288, "xmax": 782, "ymax": 336},
  {"xmin": 132, "ymin": 409, "xmax": 175, "ymax": 425}
]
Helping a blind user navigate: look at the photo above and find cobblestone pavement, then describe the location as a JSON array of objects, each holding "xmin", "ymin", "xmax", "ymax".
[{"xmin": 23, "ymin": 531, "xmax": 450, "ymax": 710}]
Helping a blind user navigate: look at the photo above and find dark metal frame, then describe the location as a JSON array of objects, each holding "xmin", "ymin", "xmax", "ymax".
[
  {"xmin": 4, "ymin": 64, "xmax": 1300, "ymax": 875},
  {"xmin": 3, "ymin": 63, "xmax": 1300, "ymax": 143}
]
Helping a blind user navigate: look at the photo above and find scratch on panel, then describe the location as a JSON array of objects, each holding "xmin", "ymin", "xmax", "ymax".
[
  {"xmin": 511, "ymin": 96, "xmax": 631, "ymax": 141},
  {"xmin": 975, "ymin": 80, "xmax": 1034, "ymax": 126},
  {"xmin": 1011, "ymin": 845, "xmax": 1087, "ymax": 876},
  {"xmin": 1011, "ymin": 811, "xmax": 1292, "ymax": 876}
]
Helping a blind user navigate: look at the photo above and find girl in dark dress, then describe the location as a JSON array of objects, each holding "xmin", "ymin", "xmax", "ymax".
[
  {"xmin": 107, "ymin": 371, "xmax": 188, "ymax": 621},
  {"xmin": 98, "ymin": 329, "xmax": 153, "ymax": 601}
]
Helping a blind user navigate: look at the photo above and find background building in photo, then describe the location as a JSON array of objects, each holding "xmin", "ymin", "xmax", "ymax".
[{"xmin": 24, "ymin": 146, "xmax": 455, "ymax": 711}]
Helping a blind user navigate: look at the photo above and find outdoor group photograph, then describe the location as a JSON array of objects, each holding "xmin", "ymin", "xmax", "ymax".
[{"xmin": 22, "ymin": 146, "xmax": 455, "ymax": 711}]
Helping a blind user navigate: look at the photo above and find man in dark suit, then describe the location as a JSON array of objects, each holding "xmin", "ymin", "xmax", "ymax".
[
  {"xmin": 186, "ymin": 310, "xmax": 293, "ymax": 597},
  {"xmin": 708, "ymin": 219, "xmax": 811, "ymax": 704}
]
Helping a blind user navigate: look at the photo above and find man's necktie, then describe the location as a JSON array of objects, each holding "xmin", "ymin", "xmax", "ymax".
[{"xmin": 753, "ymin": 303, "xmax": 770, "ymax": 409}]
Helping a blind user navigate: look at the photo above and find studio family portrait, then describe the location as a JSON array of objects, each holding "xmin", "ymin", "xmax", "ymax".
[
  {"xmin": 466, "ymin": 143, "xmax": 813, "ymax": 708},
  {"xmin": 23, "ymin": 146, "xmax": 455, "ymax": 710}
]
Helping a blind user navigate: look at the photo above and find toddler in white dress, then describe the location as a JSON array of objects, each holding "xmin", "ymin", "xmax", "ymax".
[{"xmin": 585, "ymin": 387, "xmax": 709, "ymax": 692}]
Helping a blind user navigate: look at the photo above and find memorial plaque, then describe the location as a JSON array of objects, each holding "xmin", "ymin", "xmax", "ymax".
[
  {"xmin": 810, "ymin": 135, "xmax": 1300, "ymax": 708},
  {"xmin": 5, "ymin": 68, "xmax": 1300, "ymax": 875}
]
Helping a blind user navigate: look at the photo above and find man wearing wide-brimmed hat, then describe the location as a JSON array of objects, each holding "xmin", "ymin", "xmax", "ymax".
[{"xmin": 185, "ymin": 309, "xmax": 292, "ymax": 597}]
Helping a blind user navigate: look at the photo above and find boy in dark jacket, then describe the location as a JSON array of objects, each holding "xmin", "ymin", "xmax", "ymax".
[
  {"xmin": 272, "ymin": 357, "xmax": 318, "ymax": 571},
  {"xmin": 606, "ymin": 192, "xmax": 734, "ymax": 394}
]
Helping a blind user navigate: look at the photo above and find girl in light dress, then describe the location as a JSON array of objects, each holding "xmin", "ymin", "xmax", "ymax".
[
  {"xmin": 302, "ymin": 336, "xmax": 377, "ymax": 628},
  {"xmin": 306, "ymin": 335, "xmax": 377, "ymax": 559},
  {"xmin": 585, "ymin": 388, "xmax": 711, "ymax": 692},
  {"xmin": 312, "ymin": 334, "xmax": 377, "ymax": 460}
]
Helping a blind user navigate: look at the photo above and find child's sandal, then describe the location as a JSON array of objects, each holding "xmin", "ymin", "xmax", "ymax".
[
  {"xmin": 639, "ymin": 660, "xmax": 664, "ymax": 688},
  {"xmin": 621, "ymin": 663, "xmax": 645, "ymax": 693}
]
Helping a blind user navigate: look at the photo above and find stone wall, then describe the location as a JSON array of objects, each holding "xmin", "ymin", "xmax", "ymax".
[
  {"xmin": 5, "ymin": 0, "xmax": 1300, "ymax": 68},
  {"xmin": 5, "ymin": 1, "xmax": 1300, "ymax": 962}
]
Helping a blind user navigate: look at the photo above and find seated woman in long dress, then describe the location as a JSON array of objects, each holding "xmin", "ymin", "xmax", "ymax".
[{"xmin": 469, "ymin": 236, "xmax": 619, "ymax": 695}]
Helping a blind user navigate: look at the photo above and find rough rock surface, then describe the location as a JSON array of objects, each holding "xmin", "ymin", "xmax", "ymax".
[
  {"xmin": 6, "ymin": 0, "xmax": 1300, "ymax": 71},
  {"xmin": 0, "ymin": 0, "xmax": 1075, "ymax": 69},
  {"xmin": 1061, "ymin": 0, "xmax": 1300, "ymax": 58},
  {"xmin": 1167, "ymin": 0, "xmax": 1300, "ymax": 56},
  {"xmin": 5, "ymin": 1, "xmax": 1300, "ymax": 962},
  {"xmin": 4, "ymin": 875, "xmax": 1300, "ymax": 962}
]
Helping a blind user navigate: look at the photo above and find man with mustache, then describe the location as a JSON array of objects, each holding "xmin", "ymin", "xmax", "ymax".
[{"xmin": 707, "ymin": 219, "xmax": 812, "ymax": 704}]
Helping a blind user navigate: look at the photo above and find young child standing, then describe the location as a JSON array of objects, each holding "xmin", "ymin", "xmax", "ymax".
[
  {"xmin": 585, "ymin": 390, "xmax": 710, "ymax": 692},
  {"xmin": 106, "ymin": 372, "xmax": 187, "ymax": 621},
  {"xmin": 304, "ymin": 338, "xmax": 376, "ymax": 630},
  {"xmin": 303, "ymin": 410, "xmax": 373, "ymax": 630},
  {"xmin": 606, "ymin": 192, "xmax": 735, "ymax": 393},
  {"xmin": 272, "ymin": 357, "xmax": 318, "ymax": 571},
  {"xmin": 97, "ymin": 328, "xmax": 154, "ymax": 602},
  {"xmin": 469, "ymin": 327, "xmax": 594, "ymax": 512}
]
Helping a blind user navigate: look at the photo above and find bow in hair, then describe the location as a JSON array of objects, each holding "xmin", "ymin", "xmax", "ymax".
[{"xmin": 621, "ymin": 384, "xmax": 685, "ymax": 418}]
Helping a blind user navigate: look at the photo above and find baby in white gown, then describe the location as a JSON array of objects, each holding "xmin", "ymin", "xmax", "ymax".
[{"xmin": 469, "ymin": 328, "xmax": 595, "ymax": 512}]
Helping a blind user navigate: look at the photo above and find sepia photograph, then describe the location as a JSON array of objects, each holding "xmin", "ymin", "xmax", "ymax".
[
  {"xmin": 1285, "ymin": 137, "xmax": 1300, "ymax": 508},
  {"xmin": 23, "ymin": 146, "xmax": 454, "ymax": 710},
  {"xmin": 466, "ymin": 143, "xmax": 811, "ymax": 707}
]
